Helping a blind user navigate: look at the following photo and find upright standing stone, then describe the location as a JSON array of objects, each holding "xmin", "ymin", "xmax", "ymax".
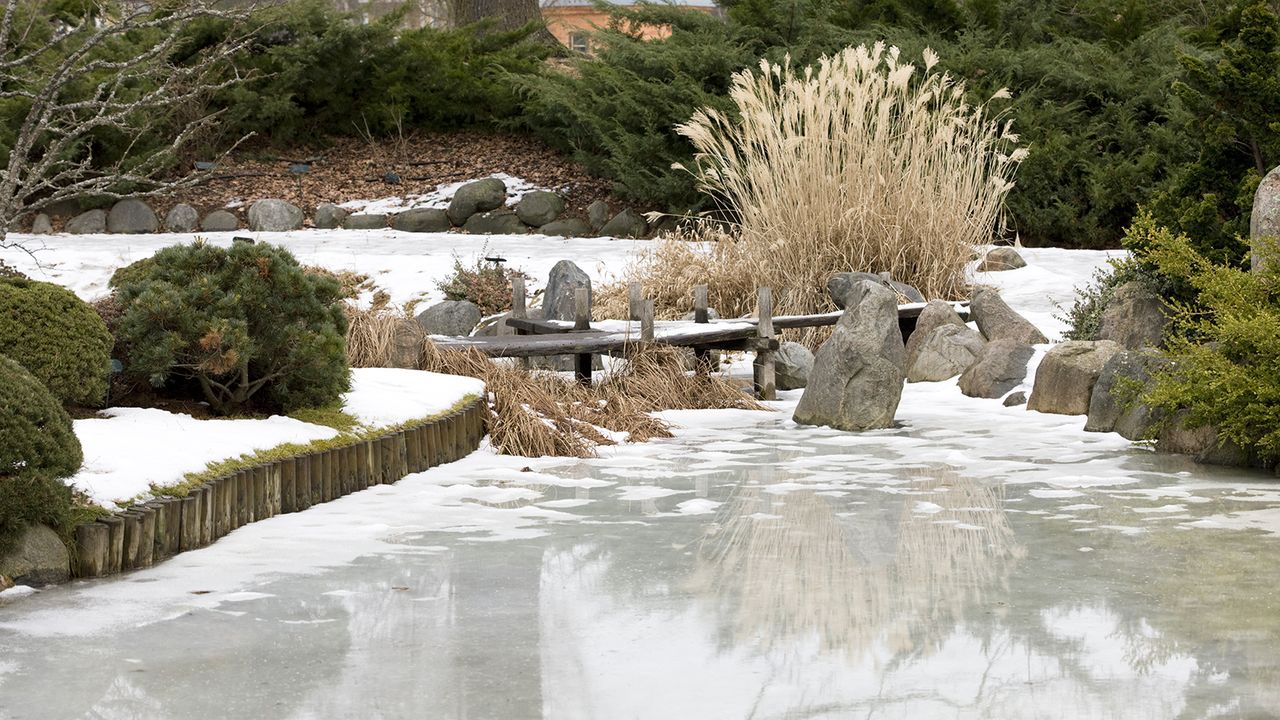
[
  {"xmin": 794, "ymin": 280, "xmax": 906, "ymax": 431},
  {"xmin": 314, "ymin": 202, "xmax": 349, "ymax": 229},
  {"xmin": 1251, "ymin": 163, "xmax": 1280, "ymax": 272},
  {"xmin": 30, "ymin": 214, "xmax": 52, "ymax": 234},
  {"xmin": 247, "ymin": 199, "xmax": 303, "ymax": 232},
  {"xmin": 107, "ymin": 198, "xmax": 159, "ymax": 234},
  {"xmin": 1027, "ymin": 340, "xmax": 1122, "ymax": 415},
  {"xmin": 164, "ymin": 204, "xmax": 199, "ymax": 233},
  {"xmin": 970, "ymin": 287, "xmax": 1048, "ymax": 344},
  {"xmin": 201, "ymin": 209, "xmax": 239, "ymax": 232},
  {"xmin": 542, "ymin": 260, "xmax": 591, "ymax": 321},
  {"xmin": 904, "ymin": 300, "xmax": 967, "ymax": 368},
  {"xmin": 65, "ymin": 209, "xmax": 107, "ymax": 234}
]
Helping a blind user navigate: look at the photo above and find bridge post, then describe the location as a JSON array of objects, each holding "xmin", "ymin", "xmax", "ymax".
[
  {"xmin": 574, "ymin": 286, "xmax": 592, "ymax": 384},
  {"xmin": 629, "ymin": 281, "xmax": 643, "ymax": 322},
  {"xmin": 753, "ymin": 287, "xmax": 776, "ymax": 400},
  {"xmin": 641, "ymin": 299, "xmax": 655, "ymax": 343},
  {"xmin": 693, "ymin": 284, "xmax": 712, "ymax": 375}
]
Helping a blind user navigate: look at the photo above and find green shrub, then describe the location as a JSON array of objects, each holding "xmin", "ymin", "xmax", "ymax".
[
  {"xmin": 437, "ymin": 255, "xmax": 526, "ymax": 315},
  {"xmin": 0, "ymin": 474, "xmax": 75, "ymax": 558},
  {"xmin": 1139, "ymin": 226, "xmax": 1280, "ymax": 462},
  {"xmin": 114, "ymin": 241, "xmax": 351, "ymax": 416},
  {"xmin": 0, "ymin": 354, "xmax": 83, "ymax": 480},
  {"xmin": 0, "ymin": 277, "xmax": 112, "ymax": 407}
]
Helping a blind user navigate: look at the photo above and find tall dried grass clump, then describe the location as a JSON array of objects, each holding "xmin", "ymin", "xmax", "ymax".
[{"xmin": 614, "ymin": 43, "xmax": 1026, "ymax": 320}]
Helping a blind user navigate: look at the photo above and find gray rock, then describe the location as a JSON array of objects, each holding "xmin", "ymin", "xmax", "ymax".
[
  {"xmin": 970, "ymin": 287, "xmax": 1048, "ymax": 344},
  {"xmin": 107, "ymin": 198, "xmax": 159, "ymax": 234},
  {"xmin": 164, "ymin": 204, "xmax": 199, "ymax": 233},
  {"xmin": 0, "ymin": 524, "xmax": 69, "ymax": 586},
  {"xmin": 314, "ymin": 203, "xmax": 349, "ymax": 230},
  {"xmin": 447, "ymin": 178, "xmax": 507, "ymax": 225},
  {"xmin": 346, "ymin": 213, "xmax": 388, "ymax": 230},
  {"xmin": 587, "ymin": 200, "xmax": 611, "ymax": 231},
  {"xmin": 958, "ymin": 339, "xmax": 1035, "ymax": 398},
  {"xmin": 827, "ymin": 271, "xmax": 924, "ymax": 309},
  {"xmin": 775, "ymin": 341, "xmax": 814, "ymax": 391},
  {"xmin": 599, "ymin": 208, "xmax": 648, "ymax": 238},
  {"xmin": 906, "ymin": 324, "xmax": 985, "ymax": 382},
  {"xmin": 1098, "ymin": 281, "xmax": 1167, "ymax": 350},
  {"xmin": 30, "ymin": 214, "xmax": 52, "ymax": 234},
  {"xmin": 392, "ymin": 208, "xmax": 450, "ymax": 233},
  {"xmin": 1028, "ymin": 340, "xmax": 1122, "ymax": 415},
  {"xmin": 1251, "ymin": 163, "xmax": 1280, "ymax": 272},
  {"xmin": 515, "ymin": 191, "xmax": 564, "ymax": 227},
  {"xmin": 1157, "ymin": 410, "xmax": 1219, "ymax": 456},
  {"xmin": 1003, "ymin": 391, "xmax": 1027, "ymax": 407},
  {"xmin": 475, "ymin": 312, "xmax": 517, "ymax": 337},
  {"xmin": 65, "ymin": 209, "xmax": 107, "ymax": 234},
  {"xmin": 977, "ymin": 246, "xmax": 1026, "ymax": 271},
  {"xmin": 247, "ymin": 199, "xmax": 303, "ymax": 232},
  {"xmin": 538, "ymin": 218, "xmax": 592, "ymax": 238},
  {"xmin": 904, "ymin": 300, "xmax": 967, "ymax": 369},
  {"xmin": 463, "ymin": 210, "xmax": 527, "ymax": 235},
  {"xmin": 793, "ymin": 280, "xmax": 906, "ymax": 431},
  {"xmin": 200, "ymin": 210, "xmax": 239, "ymax": 232},
  {"xmin": 415, "ymin": 300, "xmax": 482, "ymax": 337},
  {"xmin": 43, "ymin": 198, "xmax": 82, "ymax": 218},
  {"xmin": 542, "ymin": 259, "xmax": 591, "ymax": 322},
  {"xmin": 1085, "ymin": 351, "xmax": 1166, "ymax": 439}
]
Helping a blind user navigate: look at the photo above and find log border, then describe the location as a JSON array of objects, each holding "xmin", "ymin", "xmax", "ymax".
[{"xmin": 72, "ymin": 396, "xmax": 488, "ymax": 580}]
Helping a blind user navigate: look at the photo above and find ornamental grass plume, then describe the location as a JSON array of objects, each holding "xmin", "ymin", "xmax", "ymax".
[{"xmin": 616, "ymin": 43, "xmax": 1026, "ymax": 322}]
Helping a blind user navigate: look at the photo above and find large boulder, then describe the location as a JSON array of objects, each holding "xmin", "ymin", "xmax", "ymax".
[
  {"xmin": 200, "ymin": 209, "xmax": 239, "ymax": 232},
  {"xmin": 30, "ymin": 214, "xmax": 52, "ymax": 234},
  {"xmin": 0, "ymin": 524, "xmax": 69, "ymax": 586},
  {"xmin": 904, "ymin": 300, "xmax": 967, "ymax": 368},
  {"xmin": 463, "ymin": 210, "xmax": 526, "ymax": 235},
  {"xmin": 247, "ymin": 199, "xmax": 303, "ymax": 232},
  {"xmin": 1085, "ymin": 350, "xmax": 1165, "ymax": 438},
  {"xmin": 958, "ymin": 339, "xmax": 1035, "ymax": 399},
  {"xmin": 542, "ymin": 259, "xmax": 591, "ymax": 322},
  {"xmin": 314, "ymin": 203, "xmax": 349, "ymax": 230},
  {"xmin": 1251, "ymin": 163, "xmax": 1280, "ymax": 272},
  {"xmin": 107, "ymin": 198, "xmax": 158, "ymax": 234},
  {"xmin": 164, "ymin": 204, "xmax": 199, "ymax": 233},
  {"xmin": 415, "ymin": 300, "xmax": 481, "ymax": 337},
  {"xmin": 538, "ymin": 218, "xmax": 591, "ymax": 238},
  {"xmin": 775, "ymin": 341, "xmax": 814, "ymax": 391},
  {"xmin": 793, "ymin": 280, "xmax": 906, "ymax": 431},
  {"xmin": 1156, "ymin": 411, "xmax": 1219, "ymax": 456},
  {"xmin": 1098, "ymin": 281, "xmax": 1167, "ymax": 350},
  {"xmin": 515, "ymin": 191, "xmax": 564, "ymax": 227},
  {"xmin": 976, "ymin": 247, "xmax": 1026, "ymax": 271},
  {"xmin": 392, "ymin": 208, "xmax": 450, "ymax": 233},
  {"xmin": 599, "ymin": 208, "xmax": 648, "ymax": 238},
  {"xmin": 970, "ymin": 287, "xmax": 1048, "ymax": 344},
  {"xmin": 587, "ymin": 200, "xmax": 611, "ymax": 230},
  {"xmin": 1028, "ymin": 340, "xmax": 1122, "ymax": 415},
  {"xmin": 827, "ymin": 271, "xmax": 924, "ymax": 309},
  {"xmin": 345, "ymin": 213, "xmax": 387, "ymax": 230},
  {"xmin": 65, "ymin": 209, "xmax": 106, "ymax": 234},
  {"xmin": 447, "ymin": 178, "xmax": 507, "ymax": 225},
  {"xmin": 906, "ymin": 324, "xmax": 985, "ymax": 382}
]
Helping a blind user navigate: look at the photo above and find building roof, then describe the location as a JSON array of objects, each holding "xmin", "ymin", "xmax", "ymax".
[{"xmin": 541, "ymin": 0, "xmax": 719, "ymax": 7}]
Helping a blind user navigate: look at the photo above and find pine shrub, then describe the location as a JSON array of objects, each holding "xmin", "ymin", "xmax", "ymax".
[
  {"xmin": 114, "ymin": 241, "xmax": 350, "ymax": 415},
  {"xmin": 0, "ymin": 277, "xmax": 112, "ymax": 407},
  {"xmin": 0, "ymin": 354, "xmax": 83, "ymax": 480}
]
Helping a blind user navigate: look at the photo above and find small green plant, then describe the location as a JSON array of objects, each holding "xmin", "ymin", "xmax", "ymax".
[
  {"xmin": 1139, "ymin": 226, "xmax": 1280, "ymax": 463},
  {"xmin": 114, "ymin": 241, "xmax": 351, "ymax": 416},
  {"xmin": 0, "ymin": 276, "xmax": 112, "ymax": 407},
  {"xmin": 0, "ymin": 354, "xmax": 83, "ymax": 480},
  {"xmin": 436, "ymin": 253, "xmax": 527, "ymax": 316}
]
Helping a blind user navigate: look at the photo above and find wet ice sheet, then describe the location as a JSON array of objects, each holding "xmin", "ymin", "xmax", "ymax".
[{"xmin": 2, "ymin": 382, "xmax": 1279, "ymax": 719}]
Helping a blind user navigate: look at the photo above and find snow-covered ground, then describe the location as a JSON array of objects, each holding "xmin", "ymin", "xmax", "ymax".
[
  {"xmin": 70, "ymin": 368, "xmax": 484, "ymax": 509},
  {"xmin": 338, "ymin": 172, "xmax": 552, "ymax": 215}
]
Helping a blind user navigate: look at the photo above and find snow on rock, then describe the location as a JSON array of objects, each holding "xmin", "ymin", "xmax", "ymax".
[
  {"xmin": 339, "ymin": 173, "xmax": 551, "ymax": 215},
  {"xmin": 970, "ymin": 246, "xmax": 1125, "ymax": 342},
  {"xmin": 69, "ymin": 368, "xmax": 484, "ymax": 510}
]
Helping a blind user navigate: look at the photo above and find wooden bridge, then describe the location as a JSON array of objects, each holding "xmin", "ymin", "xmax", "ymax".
[{"xmin": 433, "ymin": 279, "xmax": 968, "ymax": 400}]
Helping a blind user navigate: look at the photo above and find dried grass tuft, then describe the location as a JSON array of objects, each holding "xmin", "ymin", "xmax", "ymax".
[{"xmin": 603, "ymin": 44, "xmax": 1022, "ymax": 328}]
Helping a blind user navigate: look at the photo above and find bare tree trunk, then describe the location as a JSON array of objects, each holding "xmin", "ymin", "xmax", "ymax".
[{"xmin": 448, "ymin": 0, "xmax": 558, "ymax": 42}]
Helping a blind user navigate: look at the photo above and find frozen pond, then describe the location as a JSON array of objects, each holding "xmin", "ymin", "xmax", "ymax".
[{"xmin": 2, "ymin": 384, "xmax": 1279, "ymax": 719}]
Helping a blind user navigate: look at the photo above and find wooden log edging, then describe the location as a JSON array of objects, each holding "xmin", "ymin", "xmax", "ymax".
[{"xmin": 72, "ymin": 397, "xmax": 488, "ymax": 580}]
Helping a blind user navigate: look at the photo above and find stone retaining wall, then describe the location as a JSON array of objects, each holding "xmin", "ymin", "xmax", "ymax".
[{"xmin": 72, "ymin": 397, "xmax": 487, "ymax": 579}]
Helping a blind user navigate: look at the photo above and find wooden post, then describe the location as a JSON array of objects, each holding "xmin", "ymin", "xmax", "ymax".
[
  {"xmin": 295, "ymin": 455, "xmax": 313, "ymax": 511},
  {"xmin": 76, "ymin": 522, "xmax": 109, "ymax": 578},
  {"xmin": 338, "ymin": 445, "xmax": 352, "ymax": 496},
  {"xmin": 120, "ymin": 511, "xmax": 142, "ymax": 571},
  {"xmin": 103, "ymin": 515, "xmax": 124, "ymax": 574},
  {"xmin": 179, "ymin": 495, "xmax": 200, "ymax": 551},
  {"xmin": 281, "ymin": 458, "xmax": 296, "ymax": 514},
  {"xmin": 628, "ymin": 281, "xmax": 642, "ymax": 321},
  {"xmin": 252, "ymin": 465, "xmax": 268, "ymax": 521},
  {"xmin": 236, "ymin": 469, "xmax": 251, "ymax": 527},
  {"xmin": 137, "ymin": 505, "xmax": 156, "ymax": 568},
  {"xmin": 424, "ymin": 421, "xmax": 438, "ymax": 468},
  {"xmin": 155, "ymin": 499, "xmax": 180, "ymax": 560},
  {"xmin": 753, "ymin": 286, "xmax": 777, "ymax": 401},
  {"xmin": 322, "ymin": 450, "xmax": 336, "ymax": 500},
  {"xmin": 693, "ymin": 284, "xmax": 712, "ymax": 373},
  {"xmin": 199, "ymin": 484, "xmax": 214, "ymax": 546},
  {"xmin": 574, "ymin": 286, "xmax": 592, "ymax": 384},
  {"xmin": 641, "ymin": 299, "xmax": 655, "ymax": 343},
  {"xmin": 405, "ymin": 426, "xmax": 421, "ymax": 473},
  {"xmin": 511, "ymin": 275, "xmax": 527, "ymax": 319}
]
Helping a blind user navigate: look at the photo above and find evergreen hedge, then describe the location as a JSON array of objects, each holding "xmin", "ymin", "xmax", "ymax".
[{"xmin": 0, "ymin": 277, "xmax": 113, "ymax": 407}]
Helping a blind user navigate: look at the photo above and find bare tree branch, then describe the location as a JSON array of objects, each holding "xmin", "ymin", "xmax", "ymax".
[{"xmin": 0, "ymin": 0, "xmax": 261, "ymax": 251}]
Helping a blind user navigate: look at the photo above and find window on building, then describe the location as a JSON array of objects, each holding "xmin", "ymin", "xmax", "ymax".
[{"xmin": 569, "ymin": 32, "xmax": 589, "ymax": 54}]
